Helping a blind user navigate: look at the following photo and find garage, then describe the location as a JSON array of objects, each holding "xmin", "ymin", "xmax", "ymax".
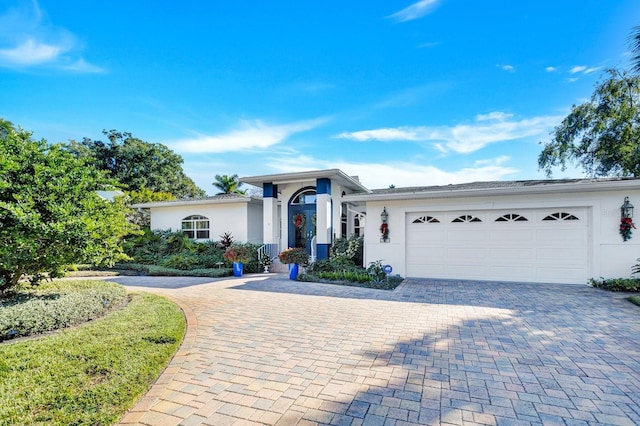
[{"xmin": 405, "ymin": 208, "xmax": 589, "ymax": 284}]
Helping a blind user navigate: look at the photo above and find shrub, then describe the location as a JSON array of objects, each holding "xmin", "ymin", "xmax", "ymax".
[
  {"xmin": 589, "ymin": 277, "xmax": 640, "ymax": 292},
  {"xmin": 219, "ymin": 232, "xmax": 234, "ymax": 249},
  {"xmin": 330, "ymin": 235, "xmax": 363, "ymax": 265},
  {"xmin": 147, "ymin": 266, "xmax": 233, "ymax": 278},
  {"xmin": 0, "ymin": 280, "xmax": 127, "ymax": 341},
  {"xmin": 307, "ymin": 258, "xmax": 360, "ymax": 274}
]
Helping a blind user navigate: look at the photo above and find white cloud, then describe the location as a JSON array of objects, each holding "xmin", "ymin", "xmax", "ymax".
[
  {"xmin": 569, "ymin": 65, "xmax": 600, "ymax": 75},
  {"xmin": 0, "ymin": 37, "xmax": 63, "ymax": 64},
  {"xmin": 387, "ymin": 0, "xmax": 441, "ymax": 23},
  {"xmin": 60, "ymin": 58, "xmax": 105, "ymax": 73},
  {"xmin": 500, "ymin": 64, "xmax": 515, "ymax": 73},
  {"xmin": 545, "ymin": 66, "xmax": 557, "ymax": 72},
  {"xmin": 265, "ymin": 155, "xmax": 518, "ymax": 189},
  {"xmin": 171, "ymin": 117, "xmax": 328, "ymax": 154},
  {"xmin": 335, "ymin": 111, "xmax": 561, "ymax": 154},
  {"xmin": 476, "ymin": 111, "xmax": 512, "ymax": 122},
  {"xmin": 0, "ymin": 1, "xmax": 103, "ymax": 72}
]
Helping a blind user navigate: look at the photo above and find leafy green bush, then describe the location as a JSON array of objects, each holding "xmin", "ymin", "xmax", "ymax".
[
  {"xmin": 307, "ymin": 258, "xmax": 360, "ymax": 274},
  {"xmin": 316, "ymin": 271, "xmax": 372, "ymax": 283},
  {"xmin": 0, "ymin": 280, "xmax": 126, "ymax": 341},
  {"xmin": 589, "ymin": 277, "xmax": 640, "ymax": 292},
  {"xmin": 330, "ymin": 234, "xmax": 363, "ymax": 265},
  {"xmin": 122, "ymin": 229, "xmax": 227, "ymax": 270},
  {"xmin": 147, "ymin": 266, "xmax": 233, "ymax": 278},
  {"xmin": 302, "ymin": 258, "xmax": 404, "ymax": 290}
]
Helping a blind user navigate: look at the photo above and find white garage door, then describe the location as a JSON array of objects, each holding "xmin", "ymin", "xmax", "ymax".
[{"xmin": 406, "ymin": 208, "xmax": 589, "ymax": 284}]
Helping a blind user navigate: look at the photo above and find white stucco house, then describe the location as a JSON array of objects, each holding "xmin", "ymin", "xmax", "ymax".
[{"xmin": 133, "ymin": 169, "xmax": 640, "ymax": 285}]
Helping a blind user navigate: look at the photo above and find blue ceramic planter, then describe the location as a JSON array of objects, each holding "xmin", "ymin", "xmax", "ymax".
[
  {"xmin": 288, "ymin": 263, "xmax": 299, "ymax": 280},
  {"xmin": 233, "ymin": 262, "xmax": 244, "ymax": 277}
]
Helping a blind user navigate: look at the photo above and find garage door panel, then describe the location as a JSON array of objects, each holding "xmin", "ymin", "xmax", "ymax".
[
  {"xmin": 447, "ymin": 229, "xmax": 489, "ymax": 242},
  {"xmin": 489, "ymin": 248, "xmax": 535, "ymax": 261},
  {"xmin": 536, "ymin": 228, "xmax": 586, "ymax": 242},
  {"xmin": 446, "ymin": 247, "xmax": 489, "ymax": 262},
  {"xmin": 406, "ymin": 208, "xmax": 589, "ymax": 284},
  {"xmin": 490, "ymin": 229, "xmax": 535, "ymax": 242},
  {"xmin": 536, "ymin": 248, "xmax": 586, "ymax": 264}
]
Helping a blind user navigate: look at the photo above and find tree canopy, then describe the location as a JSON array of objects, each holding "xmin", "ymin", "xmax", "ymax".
[
  {"xmin": 212, "ymin": 174, "xmax": 247, "ymax": 195},
  {"xmin": 538, "ymin": 68, "xmax": 640, "ymax": 178},
  {"xmin": 63, "ymin": 130, "xmax": 205, "ymax": 199},
  {"xmin": 0, "ymin": 127, "xmax": 137, "ymax": 291}
]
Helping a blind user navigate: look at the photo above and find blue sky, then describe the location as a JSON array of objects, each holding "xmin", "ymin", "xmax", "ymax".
[{"xmin": 0, "ymin": 1, "xmax": 638, "ymax": 193}]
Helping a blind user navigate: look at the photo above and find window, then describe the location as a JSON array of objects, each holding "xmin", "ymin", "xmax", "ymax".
[
  {"xmin": 452, "ymin": 215, "xmax": 482, "ymax": 223},
  {"xmin": 495, "ymin": 213, "xmax": 528, "ymax": 222},
  {"xmin": 354, "ymin": 213, "xmax": 365, "ymax": 236},
  {"xmin": 542, "ymin": 212, "xmax": 579, "ymax": 221},
  {"xmin": 182, "ymin": 215, "xmax": 210, "ymax": 239},
  {"xmin": 290, "ymin": 189, "xmax": 316, "ymax": 205},
  {"xmin": 412, "ymin": 216, "xmax": 440, "ymax": 224}
]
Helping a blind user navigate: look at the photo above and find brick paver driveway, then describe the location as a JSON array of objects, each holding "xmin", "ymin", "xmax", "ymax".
[{"xmin": 113, "ymin": 274, "xmax": 640, "ymax": 426}]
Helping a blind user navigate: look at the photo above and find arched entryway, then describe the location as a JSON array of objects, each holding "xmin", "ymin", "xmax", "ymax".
[{"xmin": 288, "ymin": 187, "xmax": 316, "ymax": 255}]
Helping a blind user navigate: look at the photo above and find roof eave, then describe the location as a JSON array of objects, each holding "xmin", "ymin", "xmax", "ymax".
[
  {"xmin": 132, "ymin": 196, "xmax": 261, "ymax": 208},
  {"xmin": 342, "ymin": 179, "xmax": 640, "ymax": 202},
  {"xmin": 240, "ymin": 169, "xmax": 371, "ymax": 193}
]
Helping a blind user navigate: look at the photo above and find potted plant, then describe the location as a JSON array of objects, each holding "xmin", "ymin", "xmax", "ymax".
[
  {"xmin": 224, "ymin": 244, "xmax": 253, "ymax": 276},
  {"xmin": 278, "ymin": 247, "xmax": 309, "ymax": 280},
  {"xmin": 259, "ymin": 253, "xmax": 272, "ymax": 273}
]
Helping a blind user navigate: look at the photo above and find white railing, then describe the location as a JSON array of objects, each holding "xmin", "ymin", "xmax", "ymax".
[{"xmin": 257, "ymin": 243, "xmax": 280, "ymax": 262}]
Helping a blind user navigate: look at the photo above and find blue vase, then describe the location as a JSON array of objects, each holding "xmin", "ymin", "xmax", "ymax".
[
  {"xmin": 233, "ymin": 262, "xmax": 243, "ymax": 277},
  {"xmin": 288, "ymin": 263, "xmax": 299, "ymax": 280}
]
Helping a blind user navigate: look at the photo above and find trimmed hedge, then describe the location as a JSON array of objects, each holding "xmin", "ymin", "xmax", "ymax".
[
  {"xmin": 589, "ymin": 277, "xmax": 640, "ymax": 292},
  {"xmin": 0, "ymin": 280, "xmax": 126, "ymax": 341}
]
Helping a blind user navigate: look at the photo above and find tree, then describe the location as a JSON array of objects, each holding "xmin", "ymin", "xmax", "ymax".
[
  {"xmin": 538, "ymin": 68, "xmax": 640, "ymax": 177},
  {"xmin": 0, "ymin": 118, "xmax": 13, "ymax": 138},
  {"xmin": 212, "ymin": 174, "xmax": 247, "ymax": 195},
  {"xmin": 63, "ymin": 130, "xmax": 206, "ymax": 199},
  {"xmin": 630, "ymin": 25, "xmax": 640, "ymax": 74},
  {"xmin": 0, "ymin": 126, "xmax": 137, "ymax": 292}
]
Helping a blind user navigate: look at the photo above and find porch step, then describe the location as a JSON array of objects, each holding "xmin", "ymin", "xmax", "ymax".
[{"xmin": 269, "ymin": 260, "xmax": 289, "ymax": 273}]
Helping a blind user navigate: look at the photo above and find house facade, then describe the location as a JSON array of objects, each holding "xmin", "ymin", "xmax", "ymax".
[
  {"xmin": 137, "ymin": 194, "xmax": 263, "ymax": 244},
  {"xmin": 135, "ymin": 169, "xmax": 640, "ymax": 285}
]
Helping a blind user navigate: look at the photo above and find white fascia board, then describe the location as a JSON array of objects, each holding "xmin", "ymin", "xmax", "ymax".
[
  {"xmin": 341, "ymin": 180, "xmax": 640, "ymax": 203},
  {"xmin": 132, "ymin": 197, "xmax": 261, "ymax": 209},
  {"xmin": 240, "ymin": 169, "xmax": 371, "ymax": 193}
]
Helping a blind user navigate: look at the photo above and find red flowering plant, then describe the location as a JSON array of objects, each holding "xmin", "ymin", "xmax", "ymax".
[
  {"xmin": 278, "ymin": 247, "xmax": 309, "ymax": 265},
  {"xmin": 620, "ymin": 217, "xmax": 636, "ymax": 241},
  {"xmin": 223, "ymin": 244, "xmax": 253, "ymax": 264}
]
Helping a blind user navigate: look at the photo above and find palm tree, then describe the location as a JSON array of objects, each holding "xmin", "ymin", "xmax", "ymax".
[
  {"xmin": 631, "ymin": 25, "xmax": 640, "ymax": 73},
  {"xmin": 212, "ymin": 174, "xmax": 247, "ymax": 195}
]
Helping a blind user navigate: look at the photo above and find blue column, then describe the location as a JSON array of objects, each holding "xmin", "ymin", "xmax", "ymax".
[
  {"xmin": 316, "ymin": 178, "xmax": 331, "ymax": 260},
  {"xmin": 262, "ymin": 183, "xmax": 278, "ymax": 244}
]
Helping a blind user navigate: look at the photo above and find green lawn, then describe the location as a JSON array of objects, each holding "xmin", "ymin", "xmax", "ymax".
[{"xmin": 0, "ymin": 287, "xmax": 186, "ymax": 426}]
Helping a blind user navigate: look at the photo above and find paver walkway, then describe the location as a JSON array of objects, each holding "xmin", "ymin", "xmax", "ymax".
[{"xmin": 113, "ymin": 274, "xmax": 640, "ymax": 426}]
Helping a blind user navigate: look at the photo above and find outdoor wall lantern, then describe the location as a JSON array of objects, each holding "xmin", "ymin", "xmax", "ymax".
[
  {"xmin": 620, "ymin": 196, "xmax": 636, "ymax": 242},
  {"xmin": 380, "ymin": 207, "xmax": 389, "ymax": 242},
  {"xmin": 621, "ymin": 196, "xmax": 634, "ymax": 219}
]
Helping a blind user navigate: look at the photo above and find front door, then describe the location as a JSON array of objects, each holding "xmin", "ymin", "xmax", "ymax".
[{"xmin": 288, "ymin": 205, "xmax": 315, "ymax": 255}]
